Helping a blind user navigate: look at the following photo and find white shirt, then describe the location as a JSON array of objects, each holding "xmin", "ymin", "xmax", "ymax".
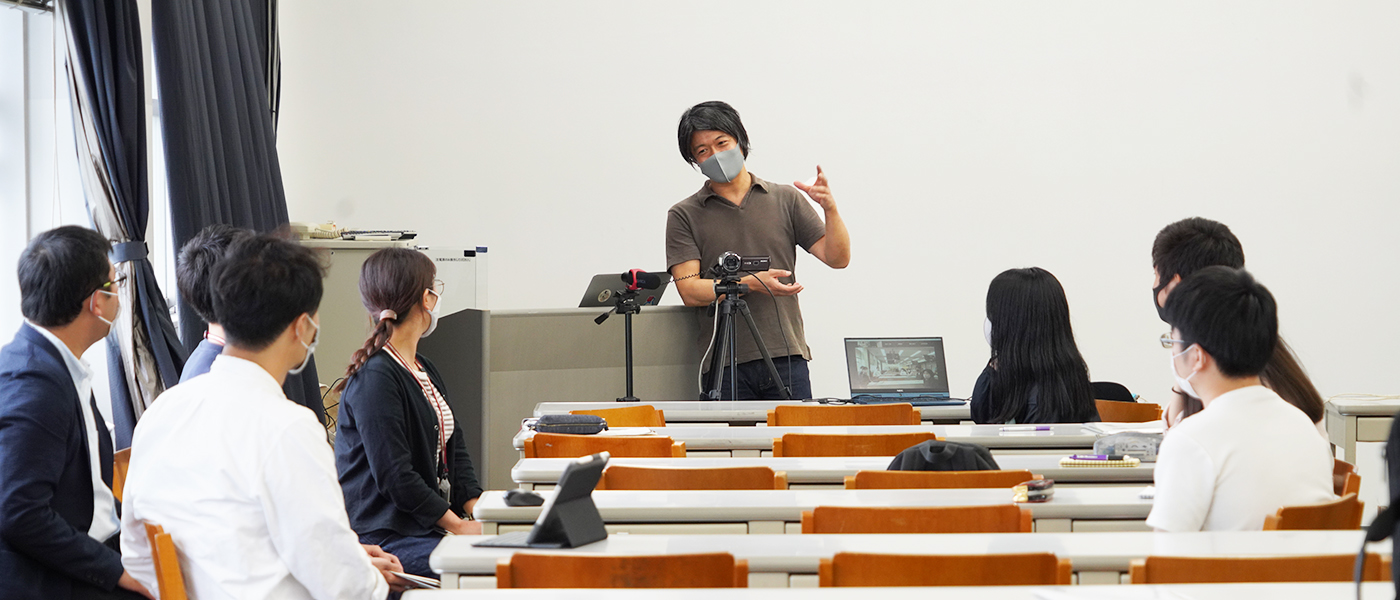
[
  {"xmin": 26, "ymin": 322, "xmax": 120, "ymax": 542},
  {"xmin": 120, "ymin": 355, "xmax": 388, "ymax": 600},
  {"xmin": 1147, "ymin": 385, "xmax": 1335, "ymax": 532}
]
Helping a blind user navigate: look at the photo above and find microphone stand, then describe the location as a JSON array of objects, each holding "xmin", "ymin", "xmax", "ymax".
[{"xmin": 595, "ymin": 287, "xmax": 643, "ymax": 402}]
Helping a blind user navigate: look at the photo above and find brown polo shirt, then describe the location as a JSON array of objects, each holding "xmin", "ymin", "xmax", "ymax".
[{"xmin": 665, "ymin": 175, "xmax": 827, "ymax": 369}]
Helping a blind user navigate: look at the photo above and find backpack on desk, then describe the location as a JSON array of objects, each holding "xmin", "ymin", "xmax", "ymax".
[{"xmin": 886, "ymin": 441, "xmax": 1000, "ymax": 471}]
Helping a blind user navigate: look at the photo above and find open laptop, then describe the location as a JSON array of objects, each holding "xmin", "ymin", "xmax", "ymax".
[
  {"xmin": 471, "ymin": 452, "xmax": 610, "ymax": 548},
  {"xmin": 843, "ymin": 337, "xmax": 963, "ymax": 405}
]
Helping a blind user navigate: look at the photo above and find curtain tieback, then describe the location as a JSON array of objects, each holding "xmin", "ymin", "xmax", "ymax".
[{"xmin": 111, "ymin": 241, "xmax": 148, "ymax": 263}]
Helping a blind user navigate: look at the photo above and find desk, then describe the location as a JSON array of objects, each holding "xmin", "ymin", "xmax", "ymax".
[
  {"xmin": 472, "ymin": 486, "xmax": 1153, "ymax": 536},
  {"xmin": 512, "ymin": 456, "xmax": 1154, "ymax": 488},
  {"xmin": 427, "ymin": 530, "xmax": 1386, "ymax": 589},
  {"xmin": 1325, "ymin": 397, "xmax": 1399, "ymax": 463},
  {"xmin": 515, "ymin": 424, "xmax": 1098, "ymax": 457},
  {"xmin": 535, "ymin": 401, "xmax": 972, "ymax": 425}
]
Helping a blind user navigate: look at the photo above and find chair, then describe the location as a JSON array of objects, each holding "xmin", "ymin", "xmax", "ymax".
[
  {"xmin": 773, "ymin": 432, "xmax": 940, "ymax": 457},
  {"xmin": 570, "ymin": 405, "xmax": 665, "ymax": 428},
  {"xmin": 1342, "ymin": 472, "xmax": 1361, "ymax": 496},
  {"xmin": 1129, "ymin": 554, "xmax": 1390, "ymax": 583},
  {"xmin": 1334, "ymin": 459, "xmax": 1358, "ymax": 496},
  {"xmin": 1094, "ymin": 400, "xmax": 1162, "ymax": 423},
  {"xmin": 496, "ymin": 552, "xmax": 748, "ymax": 588},
  {"xmin": 144, "ymin": 524, "xmax": 188, "ymax": 600},
  {"xmin": 767, "ymin": 403, "xmax": 921, "ymax": 426},
  {"xmin": 820, "ymin": 552, "xmax": 1070, "ymax": 586},
  {"xmin": 596, "ymin": 465, "xmax": 787, "ymax": 490},
  {"xmin": 801, "ymin": 505, "xmax": 1032, "ymax": 534},
  {"xmin": 113, "ymin": 448, "xmax": 131, "ymax": 502},
  {"xmin": 844, "ymin": 469, "xmax": 1038, "ymax": 489},
  {"xmin": 1262, "ymin": 493, "xmax": 1365, "ymax": 530},
  {"xmin": 522, "ymin": 433, "xmax": 685, "ymax": 458}
]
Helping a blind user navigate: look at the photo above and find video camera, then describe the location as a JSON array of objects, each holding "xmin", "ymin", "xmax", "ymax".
[{"xmin": 711, "ymin": 252, "xmax": 771, "ymax": 280}]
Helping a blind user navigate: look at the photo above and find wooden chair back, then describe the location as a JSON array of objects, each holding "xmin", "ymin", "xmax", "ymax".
[
  {"xmin": 1333, "ymin": 459, "xmax": 1357, "ymax": 496},
  {"xmin": 773, "ymin": 432, "xmax": 940, "ymax": 457},
  {"xmin": 820, "ymin": 552, "xmax": 1071, "ymax": 586},
  {"xmin": 496, "ymin": 552, "xmax": 748, "ymax": 588},
  {"xmin": 844, "ymin": 469, "xmax": 1038, "ymax": 489},
  {"xmin": 1342, "ymin": 472, "xmax": 1361, "ymax": 497},
  {"xmin": 570, "ymin": 405, "xmax": 666, "ymax": 428},
  {"xmin": 523, "ymin": 433, "xmax": 685, "ymax": 458},
  {"xmin": 1129, "ymin": 553, "xmax": 1390, "ymax": 583},
  {"xmin": 597, "ymin": 465, "xmax": 787, "ymax": 490},
  {"xmin": 1262, "ymin": 493, "xmax": 1365, "ymax": 530},
  {"xmin": 767, "ymin": 403, "xmax": 921, "ymax": 426},
  {"xmin": 801, "ymin": 505, "xmax": 1032, "ymax": 534},
  {"xmin": 113, "ymin": 448, "xmax": 131, "ymax": 502},
  {"xmin": 1093, "ymin": 399, "xmax": 1162, "ymax": 423},
  {"xmin": 144, "ymin": 523, "xmax": 188, "ymax": 600}
]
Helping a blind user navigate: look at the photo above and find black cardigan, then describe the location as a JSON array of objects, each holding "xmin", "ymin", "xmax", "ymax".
[
  {"xmin": 969, "ymin": 364, "xmax": 1100, "ymax": 425},
  {"xmin": 335, "ymin": 350, "xmax": 482, "ymax": 538}
]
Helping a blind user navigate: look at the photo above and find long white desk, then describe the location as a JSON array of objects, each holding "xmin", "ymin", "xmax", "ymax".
[
  {"xmin": 534, "ymin": 401, "xmax": 972, "ymax": 425},
  {"xmin": 472, "ymin": 486, "xmax": 1154, "ymax": 536},
  {"xmin": 427, "ymin": 530, "xmax": 1387, "ymax": 589},
  {"xmin": 409, "ymin": 582, "xmax": 1395, "ymax": 598},
  {"xmin": 515, "ymin": 424, "xmax": 1100, "ymax": 457},
  {"xmin": 512, "ymin": 456, "xmax": 1154, "ymax": 488},
  {"xmin": 1325, "ymin": 397, "xmax": 1399, "ymax": 463}
]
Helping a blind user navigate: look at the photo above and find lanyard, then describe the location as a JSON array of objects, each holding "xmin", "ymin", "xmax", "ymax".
[
  {"xmin": 205, "ymin": 330, "xmax": 226, "ymax": 346},
  {"xmin": 383, "ymin": 343, "xmax": 449, "ymax": 472}
]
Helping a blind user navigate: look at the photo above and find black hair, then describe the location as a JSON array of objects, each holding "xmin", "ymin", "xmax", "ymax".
[
  {"xmin": 1151, "ymin": 217, "xmax": 1244, "ymax": 284},
  {"xmin": 210, "ymin": 234, "xmax": 325, "ymax": 351},
  {"xmin": 677, "ymin": 101, "xmax": 751, "ymax": 165},
  {"xmin": 1164, "ymin": 266, "xmax": 1277, "ymax": 378},
  {"xmin": 18, "ymin": 226, "xmax": 112, "ymax": 327},
  {"xmin": 985, "ymin": 267, "xmax": 1097, "ymax": 423},
  {"xmin": 177, "ymin": 224, "xmax": 253, "ymax": 324}
]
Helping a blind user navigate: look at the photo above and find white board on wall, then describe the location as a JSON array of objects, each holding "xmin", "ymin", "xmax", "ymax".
[{"xmin": 276, "ymin": 1, "xmax": 1400, "ymax": 401}]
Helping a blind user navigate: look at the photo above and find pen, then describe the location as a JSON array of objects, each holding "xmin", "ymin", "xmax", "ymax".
[{"xmin": 1000, "ymin": 426, "xmax": 1051, "ymax": 432}]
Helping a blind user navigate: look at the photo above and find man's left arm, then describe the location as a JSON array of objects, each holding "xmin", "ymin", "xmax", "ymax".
[{"xmin": 794, "ymin": 166, "xmax": 850, "ymax": 269}]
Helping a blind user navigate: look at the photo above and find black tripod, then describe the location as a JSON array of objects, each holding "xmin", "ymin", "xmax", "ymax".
[
  {"xmin": 595, "ymin": 288, "xmax": 643, "ymax": 402},
  {"xmin": 703, "ymin": 276, "xmax": 791, "ymax": 401}
]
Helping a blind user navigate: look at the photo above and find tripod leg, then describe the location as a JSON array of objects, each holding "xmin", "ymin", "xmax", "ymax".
[
  {"xmin": 618, "ymin": 312, "xmax": 639, "ymax": 402},
  {"xmin": 734, "ymin": 299, "xmax": 793, "ymax": 400},
  {"xmin": 704, "ymin": 302, "xmax": 734, "ymax": 400}
]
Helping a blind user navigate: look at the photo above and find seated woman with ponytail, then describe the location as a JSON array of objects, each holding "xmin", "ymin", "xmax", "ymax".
[
  {"xmin": 333, "ymin": 248, "xmax": 483, "ymax": 579},
  {"xmin": 970, "ymin": 267, "xmax": 1100, "ymax": 424}
]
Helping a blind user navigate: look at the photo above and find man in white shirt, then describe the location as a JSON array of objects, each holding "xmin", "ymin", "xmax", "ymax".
[
  {"xmin": 120, "ymin": 234, "xmax": 406, "ymax": 599},
  {"xmin": 1147, "ymin": 266, "xmax": 1334, "ymax": 532}
]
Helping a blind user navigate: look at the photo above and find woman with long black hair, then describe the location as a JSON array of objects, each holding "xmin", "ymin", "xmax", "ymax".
[
  {"xmin": 334, "ymin": 248, "xmax": 482, "ymax": 579},
  {"xmin": 971, "ymin": 267, "xmax": 1100, "ymax": 424}
]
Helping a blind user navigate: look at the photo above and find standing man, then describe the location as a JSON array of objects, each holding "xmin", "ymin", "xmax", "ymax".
[
  {"xmin": 666, "ymin": 101, "xmax": 851, "ymax": 400},
  {"xmin": 0, "ymin": 226, "xmax": 152, "ymax": 599}
]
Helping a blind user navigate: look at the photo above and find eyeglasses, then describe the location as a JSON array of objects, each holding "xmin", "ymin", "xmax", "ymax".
[
  {"xmin": 432, "ymin": 279, "xmax": 445, "ymax": 295},
  {"xmin": 100, "ymin": 273, "xmax": 128, "ymax": 291},
  {"xmin": 1159, "ymin": 333, "xmax": 1187, "ymax": 349}
]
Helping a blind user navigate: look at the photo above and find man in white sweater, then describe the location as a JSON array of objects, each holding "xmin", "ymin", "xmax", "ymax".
[{"xmin": 1147, "ymin": 266, "xmax": 1334, "ymax": 532}]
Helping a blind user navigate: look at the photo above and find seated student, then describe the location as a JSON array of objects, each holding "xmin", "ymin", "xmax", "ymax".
[
  {"xmin": 1148, "ymin": 266, "xmax": 1334, "ymax": 532},
  {"xmin": 971, "ymin": 267, "xmax": 1099, "ymax": 424},
  {"xmin": 0, "ymin": 226, "xmax": 152, "ymax": 600},
  {"xmin": 1150, "ymin": 217, "xmax": 1325, "ymax": 433},
  {"xmin": 120, "ymin": 234, "xmax": 405, "ymax": 598},
  {"xmin": 334, "ymin": 248, "xmax": 483, "ymax": 579},
  {"xmin": 177, "ymin": 223, "xmax": 328, "ymax": 425}
]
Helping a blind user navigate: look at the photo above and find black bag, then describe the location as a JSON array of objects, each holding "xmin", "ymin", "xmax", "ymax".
[
  {"xmin": 886, "ymin": 440, "xmax": 1000, "ymax": 471},
  {"xmin": 533, "ymin": 414, "xmax": 608, "ymax": 435}
]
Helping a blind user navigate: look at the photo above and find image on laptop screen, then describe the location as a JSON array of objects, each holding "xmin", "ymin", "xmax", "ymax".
[{"xmin": 844, "ymin": 337, "xmax": 950, "ymax": 397}]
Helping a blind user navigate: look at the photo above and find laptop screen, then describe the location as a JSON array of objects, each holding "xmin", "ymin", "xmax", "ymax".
[{"xmin": 844, "ymin": 337, "xmax": 950, "ymax": 397}]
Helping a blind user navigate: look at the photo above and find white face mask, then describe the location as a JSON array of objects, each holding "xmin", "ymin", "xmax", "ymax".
[
  {"xmin": 421, "ymin": 290, "xmax": 442, "ymax": 339},
  {"xmin": 983, "ymin": 317, "xmax": 993, "ymax": 347},
  {"xmin": 289, "ymin": 317, "xmax": 319, "ymax": 375},
  {"xmin": 92, "ymin": 290, "xmax": 120, "ymax": 330},
  {"xmin": 1169, "ymin": 343, "xmax": 1201, "ymax": 399}
]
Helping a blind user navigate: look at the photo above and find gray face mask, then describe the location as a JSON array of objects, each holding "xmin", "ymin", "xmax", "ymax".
[{"xmin": 699, "ymin": 147, "xmax": 745, "ymax": 183}]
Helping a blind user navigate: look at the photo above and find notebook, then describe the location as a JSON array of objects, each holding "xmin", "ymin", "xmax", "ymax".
[{"xmin": 843, "ymin": 337, "xmax": 962, "ymax": 405}]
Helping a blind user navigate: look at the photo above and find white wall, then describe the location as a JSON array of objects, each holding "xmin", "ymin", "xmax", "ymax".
[{"xmin": 277, "ymin": 1, "xmax": 1400, "ymax": 402}]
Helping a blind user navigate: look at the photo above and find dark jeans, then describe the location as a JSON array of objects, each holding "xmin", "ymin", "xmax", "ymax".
[
  {"xmin": 707, "ymin": 355, "xmax": 811, "ymax": 400},
  {"xmin": 360, "ymin": 530, "xmax": 444, "ymax": 579}
]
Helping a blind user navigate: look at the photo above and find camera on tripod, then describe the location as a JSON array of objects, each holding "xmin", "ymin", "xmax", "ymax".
[{"xmin": 711, "ymin": 252, "xmax": 771, "ymax": 281}]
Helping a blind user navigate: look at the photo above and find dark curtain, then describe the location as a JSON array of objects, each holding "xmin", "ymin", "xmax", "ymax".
[
  {"xmin": 60, "ymin": 0, "xmax": 188, "ymax": 448},
  {"xmin": 151, "ymin": 0, "xmax": 323, "ymax": 422},
  {"xmin": 151, "ymin": 0, "xmax": 288, "ymax": 350}
]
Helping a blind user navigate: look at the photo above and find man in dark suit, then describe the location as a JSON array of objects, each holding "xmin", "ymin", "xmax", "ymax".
[{"xmin": 0, "ymin": 226, "xmax": 152, "ymax": 599}]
